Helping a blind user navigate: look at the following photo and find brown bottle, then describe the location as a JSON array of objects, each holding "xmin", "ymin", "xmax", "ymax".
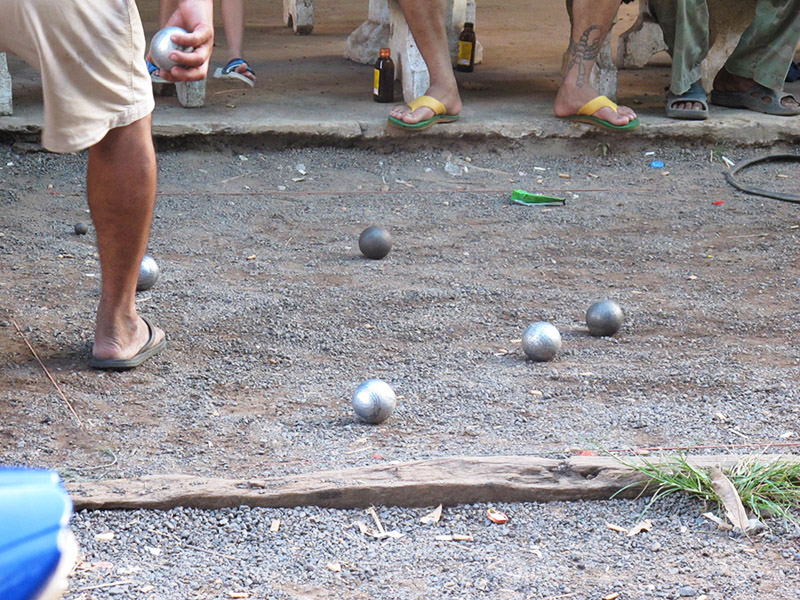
[
  {"xmin": 456, "ymin": 22, "xmax": 476, "ymax": 72},
  {"xmin": 373, "ymin": 48, "xmax": 394, "ymax": 103}
]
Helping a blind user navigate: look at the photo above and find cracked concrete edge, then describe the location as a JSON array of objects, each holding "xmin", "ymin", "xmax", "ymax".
[
  {"xmin": 146, "ymin": 116, "xmax": 800, "ymax": 145},
  {"xmin": 2, "ymin": 115, "xmax": 799, "ymax": 147}
]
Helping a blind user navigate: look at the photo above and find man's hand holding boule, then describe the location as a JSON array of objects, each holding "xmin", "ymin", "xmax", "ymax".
[{"xmin": 157, "ymin": 0, "xmax": 214, "ymax": 82}]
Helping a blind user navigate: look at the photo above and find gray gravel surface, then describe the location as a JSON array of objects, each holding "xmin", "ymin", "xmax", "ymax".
[
  {"xmin": 1, "ymin": 138, "xmax": 799, "ymax": 598},
  {"xmin": 70, "ymin": 496, "xmax": 800, "ymax": 600}
]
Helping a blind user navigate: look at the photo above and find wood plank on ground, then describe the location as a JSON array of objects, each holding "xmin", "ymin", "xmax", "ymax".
[{"xmin": 65, "ymin": 454, "xmax": 800, "ymax": 511}]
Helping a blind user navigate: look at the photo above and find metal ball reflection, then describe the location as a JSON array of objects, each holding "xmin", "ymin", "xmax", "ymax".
[
  {"xmin": 352, "ymin": 378, "xmax": 396, "ymax": 424},
  {"xmin": 586, "ymin": 300, "xmax": 624, "ymax": 337},
  {"xmin": 522, "ymin": 322, "xmax": 561, "ymax": 362},
  {"xmin": 359, "ymin": 226, "xmax": 392, "ymax": 260},
  {"xmin": 137, "ymin": 254, "xmax": 160, "ymax": 291},
  {"xmin": 149, "ymin": 26, "xmax": 192, "ymax": 72}
]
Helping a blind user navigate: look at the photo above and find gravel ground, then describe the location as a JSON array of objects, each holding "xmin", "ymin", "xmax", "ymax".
[
  {"xmin": 68, "ymin": 495, "xmax": 800, "ymax": 600},
  {"xmin": 1, "ymin": 137, "xmax": 799, "ymax": 598}
]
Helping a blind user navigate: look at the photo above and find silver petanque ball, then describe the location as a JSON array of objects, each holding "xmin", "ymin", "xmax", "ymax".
[
  {"xmin": 149, "ymin": 26, "xmax": 193, "ymax": 72},
  {"xmin": 358, "ymin": 225, "xmax": 393, "ymax": 260},
  {"xmin": 73, "ymin": 222, "xmax": 88, "ymax": 235},
  {"xmin": 522, "ymin": 321, "xmax": 562, "ymax": 362},
  {"xmin": 137, "ymin": 254, "xmax": 160, "ymax": 291},
  {"xmin": 352, "ymin": 378, "xmax": 396, "ymax": 424},
  {"xmin": 586, "ymin": 299, "xmax": 624, "ymax": 337}
]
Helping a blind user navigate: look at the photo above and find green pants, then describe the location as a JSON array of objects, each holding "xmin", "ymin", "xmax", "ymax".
[{"xmin": 649, "ymin": 0, "xmax": 800, "ymax": 94}]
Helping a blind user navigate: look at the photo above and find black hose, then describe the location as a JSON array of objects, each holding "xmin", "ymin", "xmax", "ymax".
[{"xmin": 724, "ymin": 153, "xmax": 800, "ymax": 203}]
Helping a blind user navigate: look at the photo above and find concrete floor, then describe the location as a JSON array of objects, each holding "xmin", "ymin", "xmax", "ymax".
[{"xmin": 1, "ymin": 0, "xmax": 799, "ymax": 145}]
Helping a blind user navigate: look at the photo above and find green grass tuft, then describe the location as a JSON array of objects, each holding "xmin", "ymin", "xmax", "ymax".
[{"xmin": 610, "ymin": 453, "xmax": 800, "ymax": 525}]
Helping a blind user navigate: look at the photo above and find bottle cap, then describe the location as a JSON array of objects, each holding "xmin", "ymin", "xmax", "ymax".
[
  {"xmin": 379, "ymin": 48, "xmax": 390, "ymax": 57},
  {"xmin": 463, "ymin": 22, "xmax": 474, "ymax": 28}
]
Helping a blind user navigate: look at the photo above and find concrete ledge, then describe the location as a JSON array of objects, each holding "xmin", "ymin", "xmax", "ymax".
[{"xmin": 3, "ymin": 109, "xmax": 800, "ymax": 147}]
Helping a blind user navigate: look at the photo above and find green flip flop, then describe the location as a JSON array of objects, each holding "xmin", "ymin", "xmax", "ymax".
[
  {"xmin": 563, "ymin": 95, "xmax": 640, "ymax": 131},
  {"xmin": 388, "ymin": 95, "xmax": 460, "ymax": 131}
]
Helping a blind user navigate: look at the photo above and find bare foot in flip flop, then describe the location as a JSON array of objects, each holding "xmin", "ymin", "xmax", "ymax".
[
  {"xmin": 554, "ymin": 80, "xmax": 638, "ymax": 129},
  {"xmin": 229, "ymin": 58, "xmax": 255, "ymax": 84},
  {"xmin": 214, "ymin": 58, "xmax": 255, "ymax": 86},
  {"xmin": 389, "ymin": 82, "xmax": 462, "ymax": 126},
  {"xmin": 91, "ymin": 314, "xmax": 166, "ymax": 370}
]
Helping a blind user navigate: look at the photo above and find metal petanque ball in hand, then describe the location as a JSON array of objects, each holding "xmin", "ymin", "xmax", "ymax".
[
  {"xmin": 352, "ymin": 379, "xmax": 396, "ymax": 424},
  {"xmin": 149, "ymin": 26, "xmax": 193, "ymax": 72},
  {"xmin": 522, "ymin": 322, "xmax": 561, "ymax": 362},
  {"xmin": 358, "ymin": 226, "xmax": 392, "ymax": 260},
  {"xmin": 585, "ymin": 300, "xmax": 624, "ymax": 337},
  {"xmin": 137, "ymin": 254, "xmax": 160, "ymax": 291}
]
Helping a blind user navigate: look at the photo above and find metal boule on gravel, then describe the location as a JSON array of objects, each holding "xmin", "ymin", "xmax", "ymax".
[
  {"xmin": 358, "ymin": 226, "xmax": 392, "ymax": 260},
  {"xmin": 585, "ymin": 299, "xmax": 624, "ymax": 337},
  {"xmin": 521, "ymin": 322, "xmax": 561, "ymax": 362},
  {"xmin": 352, "ymin": 378, "xmax": 396, "ymax": 424},
  {"xmin": 137, "ymin": 254, "xmax": 160, "ymax": 291},
  {"xmin": 73, "ymin": 222, "xmax": 88, "ymax": 235},
  {"xmin": 149, "ymin": 26, "xmax": 193, "ymax": 72}
]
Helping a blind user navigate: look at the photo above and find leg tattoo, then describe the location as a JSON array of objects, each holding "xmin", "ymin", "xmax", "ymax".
[{"xmin": 567, "ymin": 25, "xmax": 603, "ymax": 88}]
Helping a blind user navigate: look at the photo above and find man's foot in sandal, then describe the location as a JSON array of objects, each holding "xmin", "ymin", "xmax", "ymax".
[
  {"xmin": 666, "ymin": 80, "xmax": 709, "ymax": 120},
  {"xmin": 711, "ymin": 68, "xmax": 800, "ymax": 116},
  {"xmin": 90, "ymin": 315, "xmax": 166, "ymax": 370},
  {"xmin": 147, "ymin": 60, "xmax": 169, "ymax": 84},
  {"xmin": 388, "ymin": 83, "xmax": 462, "ymax": 131},
  {"xmin": 214, "ymin": 58, "xmax": 256, "ymax": 87},
  {"xmin": 554, "ymin": 81, "xmax": 639, "ymax": 131}
]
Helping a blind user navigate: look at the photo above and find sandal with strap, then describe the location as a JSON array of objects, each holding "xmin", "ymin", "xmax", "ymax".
[
  {"xmin": 710, "ymin": 83, "xmax": 800, "ymax": 116},
  {"xmin": 387, "ymin": 95, "xmax": 460, "ymax": 131},
  {"xmin": 665, "ymin": 81, "xmax": 709, "ymax": 120},
  {"xmin": 214, "ymin": 58, "xmax": 255, "ymax": 87},
  {"xmin": 147, "ymin": 60, "xmax": 169, "ymax": 84},
  {"xmin": 562, "ymin": 95, "xmax": 640, "ymax": 131}
]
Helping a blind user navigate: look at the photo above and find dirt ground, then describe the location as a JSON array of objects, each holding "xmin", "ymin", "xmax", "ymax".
[{"xmin": 1, "ymin": 137, "xmax": 799, "ymax": 485}]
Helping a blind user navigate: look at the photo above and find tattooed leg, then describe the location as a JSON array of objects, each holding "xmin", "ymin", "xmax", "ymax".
[
  {"xmin": 553, "ymin": 0, "xmax": 638, "ymax": 125},
  {"xmin": 565, "ymin": 25, "xmax": 603, "ymax": 89}
]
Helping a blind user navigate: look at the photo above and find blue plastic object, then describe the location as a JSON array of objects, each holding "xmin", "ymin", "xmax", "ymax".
[
  {"xmin": 0, "ymin": 468, "xmax": 74, "ymax": 600},
  {"xmin": 650, "ymin": 160, "xmax": 665, "ymax": 169}
]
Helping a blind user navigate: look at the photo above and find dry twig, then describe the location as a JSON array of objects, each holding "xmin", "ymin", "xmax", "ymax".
[{"xmin": 11, "ymin": 319, "xmax": 83, "ymax": 428}]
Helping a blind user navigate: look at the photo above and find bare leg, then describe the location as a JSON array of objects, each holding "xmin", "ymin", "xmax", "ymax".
[
  {"xmin": 158, "ymin": 0, "xmax": 176, "ymax": 27},
  {"xmin": 221, "ymin": 0, "xmax": 255, "ymax": 82},
  {"xmin": 554, "ymin": 0, "xmax": 637, "ymax": 125},
  {"xmin": 88, "ymin": 116, "xmax": 165, "ymax": 362},
  {"xmin": 389, "ymin": 0, "xmax": 462, "ymax": 124}
]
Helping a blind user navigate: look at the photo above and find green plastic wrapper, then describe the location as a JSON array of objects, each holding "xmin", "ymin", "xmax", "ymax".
[{"xmin": 511, "ymin": 189, "xmax": 566, "ymax": 206}]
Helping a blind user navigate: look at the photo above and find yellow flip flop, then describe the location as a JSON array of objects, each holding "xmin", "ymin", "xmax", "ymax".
[
  {"xmin": 563, "ymin": 95, "xmax": 640, "ymax": 131},
  {"xmin": 388, "ymin": 95, "xmax": 460, "ymax": 131}
]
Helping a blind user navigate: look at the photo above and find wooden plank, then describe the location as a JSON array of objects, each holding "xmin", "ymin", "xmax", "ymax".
[{"xmin": 65, "ymin": 454, "xmax": 800, "ymax": 511}]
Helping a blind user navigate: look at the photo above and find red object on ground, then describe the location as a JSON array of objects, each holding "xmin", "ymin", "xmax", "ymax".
[
  {"xmin": 712, "ymin": 201, "xmax": 724, "ymax": 206},
  {"xmin": 487, "ymin": 508, "xmax": 509, "ymax": 524},
  {"xmin": 577, "ymin": 450, "xmax": 596, "ymax": 456}
]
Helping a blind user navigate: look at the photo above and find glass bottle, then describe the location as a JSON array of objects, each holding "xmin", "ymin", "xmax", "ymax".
[
  {"xmin": 456, "ymin": 22, "xmax": 476, "ymax": 72},
  {"xmin": 373, "ymin": 48, "xmax": 394, "ymax": 103}
]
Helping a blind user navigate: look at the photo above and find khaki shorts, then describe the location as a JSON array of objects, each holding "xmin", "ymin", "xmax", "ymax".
[{"xmin": 0, "ymin": 0, "xmax": 154, "ymax": 153}]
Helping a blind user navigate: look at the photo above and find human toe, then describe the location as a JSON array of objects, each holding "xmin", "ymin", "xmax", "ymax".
[
  {"xmin": 616, "ymin": 105, "xmax": 637, "ymax": 120},
  {"xmin": 594, "ymin": 106, "xmax": 631, "ymax": 126}
]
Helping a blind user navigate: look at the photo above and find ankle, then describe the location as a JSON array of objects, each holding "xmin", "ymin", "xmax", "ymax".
[{"xmin": 714, "ymin": 68, "xmax": 753, "ymax": 91}]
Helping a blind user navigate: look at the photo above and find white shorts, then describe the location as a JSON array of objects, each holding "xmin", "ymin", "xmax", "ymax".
[{"xmin": 0, "ymin": 0, "xmax": 154, "ymax": 153}]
